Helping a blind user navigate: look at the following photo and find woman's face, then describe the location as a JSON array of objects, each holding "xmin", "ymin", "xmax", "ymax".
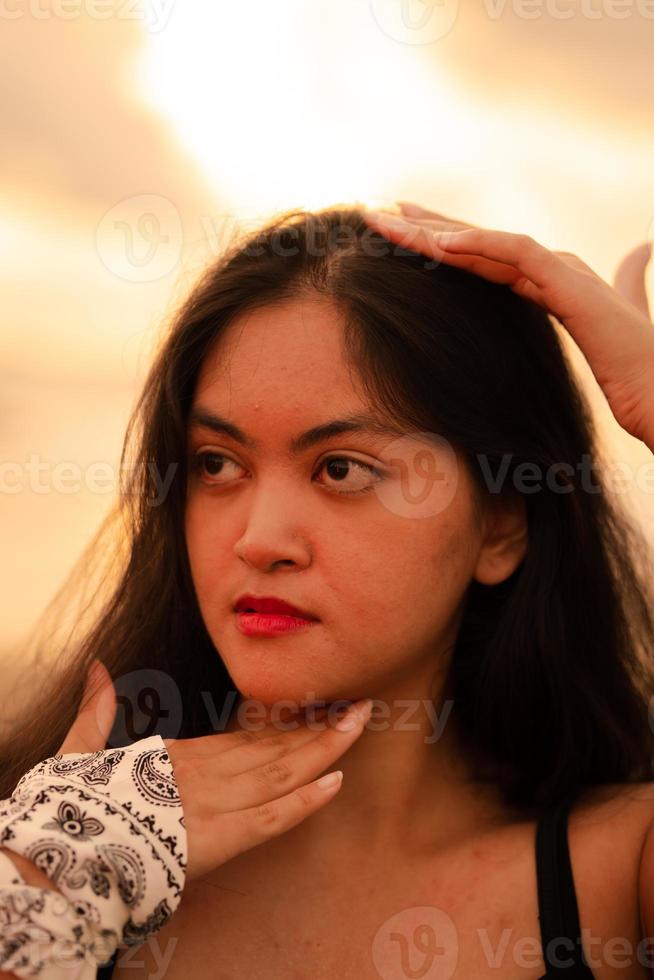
[{"xmin": 184, "ymin": 295, "xmax": 521, "ymax": 709}]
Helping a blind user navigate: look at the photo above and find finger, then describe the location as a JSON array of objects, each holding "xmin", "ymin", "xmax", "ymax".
[
  {"xmin": 429, "ymin": 228, "xmax": 567, "ymax": 292},
  {"xmin": 364, "ymin": 212, "xmax": 460, "ymax": 263},
  {"xmin": 224, "ymin": 768, "xmax": 345, "ymax": 853},
  {"xmin": 57, "ymin": 660, "xmax": 117, "ymax": 756},
  {"xmin": 396, "ymin": 201, "xmax": 446, "ymax": 220},
  {"xmin": 214, "ymin": 702, "xmax": 372, "ymax": 812},
  {"xmin": 395, "ymin": 202, "xmax": 476, "ymax": 231},
  {"xmin": 182, "ymin": 704, "xmax": 334, "ymax": 757},
  {"xmin": 218, "ymin": 705, "xmax": 359, "ymax": 775},
  {"xmin": 613, "ymin": 242, "xmax": 652, "ymax": 321},
  {"xmin": 433, "ymin": 249, "xmax": 529, "ymax": 287},
  {"xmin": 386, "ymin": 215, "xmax": 474, "ymax": 234},
  {"xmin": 364, "ymin": 213, "xmax": 525, "ymax": 286},
  {"xmin": 190, "ymin": 764, "xmax": 347, "ymax": 876}
]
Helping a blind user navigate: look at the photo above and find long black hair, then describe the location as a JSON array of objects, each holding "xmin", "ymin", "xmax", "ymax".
[{"xmin": 2, "ymin": 205, "xmax": 653, "ymax": 816}]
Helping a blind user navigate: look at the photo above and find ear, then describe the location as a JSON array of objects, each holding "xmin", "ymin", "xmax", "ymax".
[{"xmin": 472, "ymin": 492, "xmax": 528, "ymax": 586}]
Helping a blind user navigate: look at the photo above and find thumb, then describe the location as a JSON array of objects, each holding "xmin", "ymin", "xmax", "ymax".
[{"xmin": 57, "ymin": 659, "xmax": 117, "ymax": 756}]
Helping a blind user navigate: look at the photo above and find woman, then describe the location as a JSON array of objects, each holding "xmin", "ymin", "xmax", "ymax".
[{"xmin": 2, "ymin": 202, "xmax": 654, "ymax": 978}]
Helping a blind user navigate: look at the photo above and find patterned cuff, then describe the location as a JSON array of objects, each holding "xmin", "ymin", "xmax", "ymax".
[
  {"xmin": 0, "ymin": 736, "xmax": 186, "ymax": 955},
  {"xmin": 0, "ymin": 852, "xmax": 116, "ymax": 978}
]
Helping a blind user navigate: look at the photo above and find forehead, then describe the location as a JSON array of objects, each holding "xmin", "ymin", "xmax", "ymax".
[{"xmin": 193, "ymin": 296, "xmax": 365, "ymax": 407}]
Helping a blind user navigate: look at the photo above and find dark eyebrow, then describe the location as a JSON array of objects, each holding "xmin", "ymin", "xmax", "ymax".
[{"xmin": 187, "ymin": 407, "xmax": 406, "ymax": 456}]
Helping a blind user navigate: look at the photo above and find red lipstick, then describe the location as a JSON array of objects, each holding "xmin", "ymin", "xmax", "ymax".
[{"xmin": 233, "ymin": 594, "xmax": 319, "ymax": 638}]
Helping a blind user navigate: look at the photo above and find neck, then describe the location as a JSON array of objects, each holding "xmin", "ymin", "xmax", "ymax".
[{"xmin": 224, "ymin": 677, "xmax": 516, "ymax": 863}]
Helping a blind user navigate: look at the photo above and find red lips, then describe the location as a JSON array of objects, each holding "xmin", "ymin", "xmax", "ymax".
[{"xmin": 234, "ymin": 594, "xmax": 318, "ymax": 620}]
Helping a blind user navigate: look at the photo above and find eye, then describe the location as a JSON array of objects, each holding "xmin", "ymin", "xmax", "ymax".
[
  {"xmin": 190, "ymin": 451, "xmax": 245, "ymax": 484},
  {"xmin": 189, "ymin": 451, "xmax": 384, "ymax": 496},
  {"xmin": 314, "ymin": 456, "xmax": 384, "ymax": 496}
]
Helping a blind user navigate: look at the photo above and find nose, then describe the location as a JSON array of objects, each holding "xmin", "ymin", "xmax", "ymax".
[{"xmin": 233, "ymin": 491, "xmax": 313, "ymax": 573}]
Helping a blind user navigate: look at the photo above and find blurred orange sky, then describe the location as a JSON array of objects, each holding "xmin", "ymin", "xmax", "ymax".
[{"xmin": 2, "ymin": 0, "xmax": 654, "ymax": 670}]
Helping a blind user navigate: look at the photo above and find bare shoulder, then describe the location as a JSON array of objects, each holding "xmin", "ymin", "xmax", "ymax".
[
  {"xmin": 572, "ymin": 780, "xmax": 654, "ymax": 825},
  {"xmin": 606, "ymin": 783, "xmax": 654, "ymax": 945},
  {"xmin": 567, "ymin": 780, "xmax": 654, "ymax": 879},
  {"xmin": 564, "ymin": 780, "xmax": 654, "ymax": 955}
]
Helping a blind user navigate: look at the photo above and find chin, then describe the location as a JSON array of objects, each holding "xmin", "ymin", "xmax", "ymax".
[{"xmin": 228, "ymin": 672, "xmax": 358, "ymax": 715}]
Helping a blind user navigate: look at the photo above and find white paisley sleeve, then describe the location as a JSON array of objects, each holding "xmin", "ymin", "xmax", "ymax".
[{"xmin": 0, "ymin": 736, "xmax": 187, "ymax": 978}]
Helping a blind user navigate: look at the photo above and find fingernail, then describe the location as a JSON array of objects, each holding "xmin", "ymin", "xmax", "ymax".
[
  {"xmin": 355, "ymin": 698, "xmax": 373, "ymax": 722},
  {"xmin": 335, "ymin": 709, "xmax": 361, "ymax": 731},
  {"xmin": 317, "ymin": 770, "xmax": 343, "ymax": 790}
]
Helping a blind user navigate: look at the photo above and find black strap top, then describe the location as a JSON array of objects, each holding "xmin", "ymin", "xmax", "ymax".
[
  {"xmin": 96, "ymin": 795, "xmax": 595, "ymax": 979},
  {"xmin": 536, "ymin": 794, "xmax": 595, "ymax": 978}
]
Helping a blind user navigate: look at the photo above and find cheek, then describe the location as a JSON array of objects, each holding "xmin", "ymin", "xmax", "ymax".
[
  {"xmin": 184, "ymin": 501, "xmax": 227, "ymax": 613},
  {"xmin": 321, "ymin": 512, "xmax": 476, "ymax": 645}
]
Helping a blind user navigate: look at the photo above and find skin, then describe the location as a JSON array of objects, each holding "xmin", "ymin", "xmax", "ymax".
[
  {"xmin": 367, "ymin": 203, "xmax": 654, "ymax": 449},
  {"xmin": 4, "ymin": 210, "xmax": 653, "ymax": 979},
  {"xmin": 183, "ymin": 294, "xmax": 529, "ymax": 857}
]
